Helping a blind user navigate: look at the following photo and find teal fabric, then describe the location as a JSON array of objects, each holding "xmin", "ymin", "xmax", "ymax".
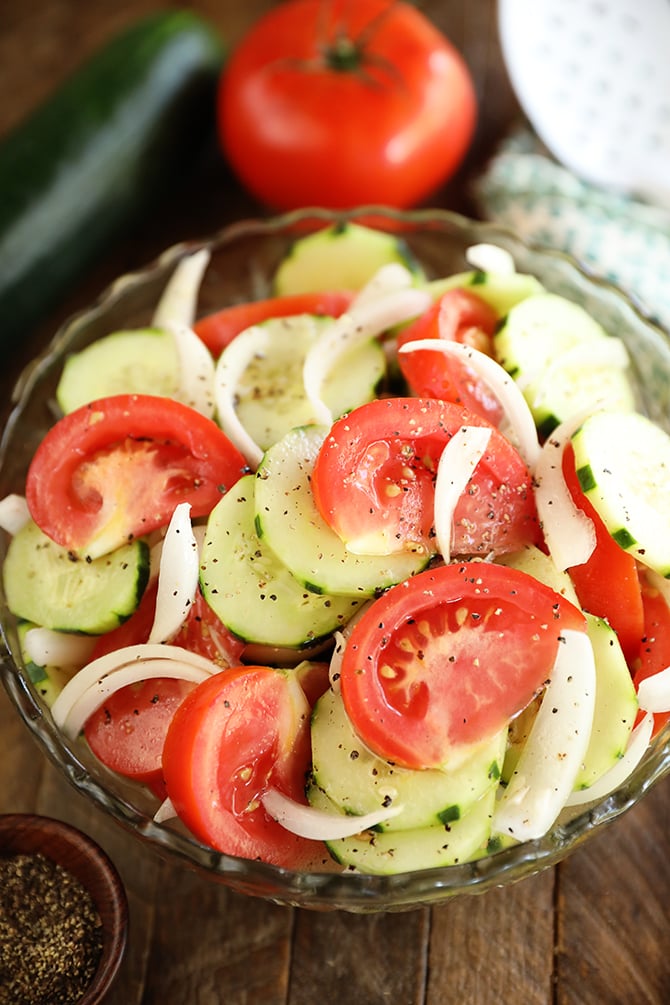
[{"xmin": 474, "ymin": 131, "xmax": 670, "ymax": 333}]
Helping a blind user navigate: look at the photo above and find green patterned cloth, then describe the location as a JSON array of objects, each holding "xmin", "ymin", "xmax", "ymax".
[{"xmin": 474, "ymin": 131, "xmax": 670, "ymax": 333}]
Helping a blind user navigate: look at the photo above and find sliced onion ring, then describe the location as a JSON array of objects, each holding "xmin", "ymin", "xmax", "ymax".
[
  {"xmin": 261, "ymin": 787, "xmax": 403, "ymax": 840},
  {"xmin": 637, "ymin": 667, "xmax": 670, "ymax": 714},
  {"xmin": 0, "ymin": 494, "xmax": 30, "ymax": 535},
  {"xmin": 565, "ymin": 711, "xmax": 654, "ymax": 807},
  {"xmin": 148, "ymin": 503, "xmax": 199, "ymax": 644},
  {"xmin": 152, "ymin": 248, "xmax": 210, "ymax": 329},
  {"xmin": 23, "ymin": 628, "xmax": 97, "ymax": 669},
  {"xmin": 465, "ymin": 243, "xmax": 516, "ymax": 276},
  {"xmin": 154, "ymin": 798, "xmax": 178, "ymax": 823},
  {"xmin": 165, "ymin": 322, "xmax": 216, "ymax": 419},
  {"xmin": 398, "ymin": 339, "xmax": 541, "ymax": 470},
  {"xmin": 434, "ymin": 425, "xmax": 491, "ymax": 562}
]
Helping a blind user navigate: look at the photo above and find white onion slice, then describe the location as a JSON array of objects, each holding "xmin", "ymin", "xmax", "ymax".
[
  {"xmin": 51, "ymin": 643, "xmax": 219, "ymax": 730},
  {"xmin": 491, "ymin": 628, "xmax": 596, "ymax": 842},
  {"xmin": 303, "ymin": 286, "xmax": 432, "ymax": 426},
  {"xmin": 0, "ymin": 494, "xmax": 30, "ymax": 535},
  {"xmin": 398, "ymin": 339, "xmax": 541, "ymax": 470},
  {"xmin": 214, "ymin": 323, "xmax": 279, "ymax": 468},
  {"xmin": 165, "ymin": 322, "xmax": 216, "ymax": 419},
  {"xmin": 148, "ymin": 503, "xmax": 199, "ymax": 644},
  {"xmin": 59, "ymin": 658, "xmax": 210, "ymax": 739},
  {"xmin": 637, "ymin": 666, "xmax": 670, "ymax": 713},
  {"xmin": 152, "ymin": 248, "xmax": 210, "ymax": 329},
  {"xmin": 465, "ymin": 243, "xmax": 516, "ymax": 276},
  {"xmin": 348, "ymin": 262, "xmax": 415, "ymax": 308},
  {"xmin": 534, "ymin": 414, "xmax": 597, "ymax": 571},
  {"xmin": 565, "ymin": 711, "xmax": 654, "ymax": 807},
  {"xmin": 261, "ymin": 787, "xmax": 403, "ymax": 840},
  {"xmin": 23, "ymin": 628, "xmax": 97, "ymax": 669},
  {"xmin": 154, "ymin": 798, "xmax": 178, "ymax": 823},
  {"xmin": 434, "ymin": 425, "xmax": 492, "ymax": 562}
]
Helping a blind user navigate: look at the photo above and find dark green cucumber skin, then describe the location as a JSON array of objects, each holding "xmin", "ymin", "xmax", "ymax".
[{"xmin": 0, "ymin": 11, "xmax": 224, "ymax": 342}]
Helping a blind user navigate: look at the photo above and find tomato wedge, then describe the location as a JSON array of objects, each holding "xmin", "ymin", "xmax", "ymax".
[
  {"xmin": 84, "ymin": 677, "xmax": 197, "ymax": 801},
  {"xmin": 162, "ymin": 665, "xmax": 323, "ymax": 869},
  {"xmin": 311, "ymin": 397, "xmax": 540, "ymax": 557},
  {"xmin": 193, "ymin": 291, "xmax": 353, "ymax": 356},
  {"xmin": 633, "ymin": 570, "xmax": 670, "ymax": 738},
  {"xmin": 26, "ymin": 394, "xmax": 249, "ymax": 558},
  {"xmin": 339, "ymin": 562, "xmax": 587, "ymax": 769},
  {"xmin": 397, "ymin": 288, "xmax": 503, "ymax": 425},
  {"xmin": 562, "ymin": 443, "xmax": 644, "ymax": 664}
]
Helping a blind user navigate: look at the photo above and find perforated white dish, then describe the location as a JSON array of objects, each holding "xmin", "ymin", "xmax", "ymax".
[{"xmin": 498, "ymin": 0, "xmax": 670, "ymax": 206}]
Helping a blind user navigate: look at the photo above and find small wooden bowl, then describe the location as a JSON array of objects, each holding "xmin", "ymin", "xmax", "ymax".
[{"xmin": 0, "ymin": 813, "xmax": 128, "ymax": 1004}]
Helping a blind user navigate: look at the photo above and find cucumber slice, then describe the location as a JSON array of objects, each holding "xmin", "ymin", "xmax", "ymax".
[
  {"xmin": 273, "ymin": 222, "xmax": 424, "ymax": 295},
  {"xmin": 3, "ymin": 520, "xmax": 149, "ymax": 634},
  {"xmin": 571, "ymin": 410, "xmax": 670, "ymax": 576},
  {"xmin": 311, "ymin": 687, "xmax": 506, "ymax": 831},
  {"xmin": 574, "ymin": 614, "xmax": 638, "ymax": 791},
  {"xmin": 200, "ymin": 475, "xmax": 363, "ymax": 648},
  {"xmin": 308, "ymin": 783, "xmax": 495, "ymax": 875},
  {"xmin": 254, "ymin": 426, "xmax": 427, "ymax": 596},
  {"xmin": 218, "ymin": 314, "xmax": 385, "ymax": 452},
  {"xmin": 498, "ymin": 545, "xmax": 580, "ymax": 605},
  {"xmin": 56, "ymin": 328, "xmax": 179, "ymax": 413},
  {"xmin": 426, "ymin": 269, "xmax": 544, "ymax": 317}
]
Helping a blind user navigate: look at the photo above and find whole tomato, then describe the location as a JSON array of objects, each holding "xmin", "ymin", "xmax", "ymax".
[{"xmin": 218, "ymin": 0, "xmax": 477, "ymax": 210}]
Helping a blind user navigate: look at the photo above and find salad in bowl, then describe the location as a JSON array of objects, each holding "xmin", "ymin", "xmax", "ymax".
[{"xmin": 1, "ymin": 207, "xmax": 669, "ymax": 911}]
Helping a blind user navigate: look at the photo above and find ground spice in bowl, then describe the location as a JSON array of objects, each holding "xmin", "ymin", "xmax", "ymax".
[{"xmin": 0, "ymin": 851, "xmax": 103, "ymax": 1005}]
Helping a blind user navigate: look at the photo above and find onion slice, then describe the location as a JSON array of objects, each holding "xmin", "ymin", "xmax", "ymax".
[
  {"xmin": 23, "ymin": 628, "xmax": 97, "ymax": 669},
  {"xmin": 0, "ymin": 494, "xmax": 30, "ymax": 535},
  {"xmin": 348, "ymin": 261, "xmax": 414, "ymax": 307},
  {"xmin": 534, "ymin": 414, "xmax": 597, "ymax": 571},
  {"xmin": 434, "ymin": 425, "xmax": 492, "ymax": 562},
  {"xmin": 148, "ymin": 503, "xmax": 199, "ymax": 644},
  {"xmin": 154, "ymin": 798, "xmax": 178, "ymax": 823},
  {"xmin": 165, "ymin": 322, "xmax": 216, "ymax": 419},
  {"xmin": 491, "ymin": 628, "xmax": 596, "ymax": 842},
  {"xmin": 565, "ymin": 711, "xmax": 654, "ymax": 807},
  {"xmin": 398, "ymin": 339, "xmax": 541, "ymax": 470},
  {"xmin": 637, "ymin": 667, "xmax": 670, "ymax": 713},
  {"xmin": 302, "ymin": 285, "xmax": 432, "ymax": 426},
  {"xmin": 152, "ymin": 248, "xmax": 210, "ymax": 329},
  {"xmin": 465, "ymin": 243, "xmax": 516, "ymax": 276},
  {"xmin": 261, "ymin": 787, "xmax": 404, "ymax": 840}
]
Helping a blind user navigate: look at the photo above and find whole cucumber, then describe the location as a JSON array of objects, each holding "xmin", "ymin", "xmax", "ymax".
[{"xmin": 0, "ymin": 10, "xmax": 225, "ymax": 343}]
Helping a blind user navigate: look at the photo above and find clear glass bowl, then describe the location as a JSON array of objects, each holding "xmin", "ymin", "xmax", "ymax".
[{"xmin": 1, "ymin": 207, "xmax": 669, "ymax": 913}]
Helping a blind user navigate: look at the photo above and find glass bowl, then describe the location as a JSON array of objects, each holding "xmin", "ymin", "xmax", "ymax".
[{"xmin": 1, "ymin": 207, "xmax": 670, "ymax": 913}]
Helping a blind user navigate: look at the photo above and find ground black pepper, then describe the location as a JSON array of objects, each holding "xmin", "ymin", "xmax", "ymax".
[{"xmin": 0, "ymin": 852, "xmax": 103, "ymax": 1005}]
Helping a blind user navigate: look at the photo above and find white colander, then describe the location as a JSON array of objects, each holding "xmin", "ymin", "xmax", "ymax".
[{"xmin": 498, "ymin": 0, "xmax": 670, "ymax": 207}]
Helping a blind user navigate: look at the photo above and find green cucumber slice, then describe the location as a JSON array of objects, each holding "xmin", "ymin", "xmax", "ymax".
[
  {"xmin": 311, "ymin": 687, "xmax": 506, "ymax": 831},
  {"xmin": 219, "ymin": 314, "xmax": 385, "ymax": 452},
  {"xmin": 426, "ymin": 269, "xmax": 544, "ymax": 318},
  {"xmin": 254, "ymin": 426, "xmax": 427, "ymax": 596},
  {"xmin": 273, "ymin": 222, "xmax": 424, "ymax": 295},
  {"xmin": 56, "ymin": 328, "xmax": 179, "ymax": 413},
  {"xmin": 308, "ymin": 783, "xmax": 495, "ymax": 875},
  {"xmin": 571, "ymin": 410, "xmax": 670, "ymax": 576},
  {"xmin": 574, "ymin": 614, "xmax": 638, "ymax": 791},
  {"xmin": 200, "ymin": 474, "xmax": 363, "ymax": 648},
  {"xmin": 3, "ymin": 520, "xmax": 149, "ymax": 634}
]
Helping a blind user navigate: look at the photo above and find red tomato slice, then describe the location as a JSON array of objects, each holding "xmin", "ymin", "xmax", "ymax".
[
  {"xmin": 84, "ymin": 677, "xmax": 197, "ymax": 801},
  {"xmin": 26, "ymin": 394, "xmax": 249, "ymax": 557},
  {"xmin": 162, "ymin": 665, "xmax": 324, "ymax": 869},
  {"xmin": 311, "ymin": 397, "xmax": 541, "ymax": 558},
  {"xmin": 339, "ymin": 561, "xmax": 587, "ymax": 769},
  {"xmin": 562, "ymin": 443, "xmax": 644, "ymax": 664},
  {"xmin": 633, "ymin": 570, "xmax": 670, "ymax": 738},
  {"xmin": 193, "ymin": 291, "xmax": 353, "ymax": 357},
  {"xmin": 397, "ymin": 288, "xmax": 503, "ymax": 425},
  {"xmin": 90, "ymin": 581, "xmax": 245, "ymax": 667}
]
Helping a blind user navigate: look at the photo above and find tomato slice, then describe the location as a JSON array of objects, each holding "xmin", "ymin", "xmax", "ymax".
[
  {"xmin": 339, "ymin": 561, "xmax": 587, "ymax": 769},
  {"xmin": 162, "ymin": 665, "xmax": 323, "ymax": 869},
  {"xmin": 311, "ymin": 397, "xmax": 540, "ymax": 557},
  {"xmin": 397, "ymin": 288, "xmax": 503, "ymax": 425},
  {"xmin": 193, "ymin": 291, "xmax": 353, "ymax": 356},
  {"xmin": 633, "ymin": 570, "xmax": 670, "ymax": 738},
  {"xmin": 562, "ymin": 443, "xmax": 644, "ymax": 664},
  {"xmin": 84, "ymin": 677, "xmax": 197, "ymax": 801},
  {"xmin": 26, "ymin": 394, "xmax": 249, "ymax": 557}
]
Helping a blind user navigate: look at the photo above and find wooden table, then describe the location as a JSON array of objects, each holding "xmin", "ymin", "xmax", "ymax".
[{"xmin": 1, "ymin": 3, "xmax": 669, "ymax": 1002}]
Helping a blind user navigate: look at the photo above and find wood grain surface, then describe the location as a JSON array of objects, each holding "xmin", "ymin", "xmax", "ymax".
[{"xmin": 1, "ymin": 3, "xmax": 669, "ymax": 1003}]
